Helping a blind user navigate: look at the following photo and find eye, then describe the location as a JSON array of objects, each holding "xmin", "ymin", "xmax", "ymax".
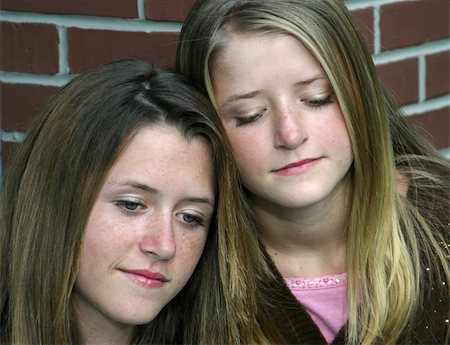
[
  {"xmin": 303, "ymin": 95, "xmax": 335, "ymax": 108},
  {"xmin": 115, "ymin": 199, "xmax": 145, "ymax": 213},
  {"xmin": 176, "ymin": 212, "xmax": 206, "ymax": 227},
  {"xmin": 235, "ymin": 111, "xmax": 264, "ymax": 127}
]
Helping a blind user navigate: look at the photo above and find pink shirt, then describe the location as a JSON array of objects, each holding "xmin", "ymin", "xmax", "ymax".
[{"xmin": 284, "ymin": 273, "xmax": 348, "ymax": 344}]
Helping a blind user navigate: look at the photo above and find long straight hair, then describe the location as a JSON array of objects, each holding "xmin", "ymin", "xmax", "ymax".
[
  {"xmin": 0, "ymin": 59, "xmax": 257, "ymax": 344},
  {"xmin": 177, "ymin": 0, "xmax": 450, "ymax": 344}
]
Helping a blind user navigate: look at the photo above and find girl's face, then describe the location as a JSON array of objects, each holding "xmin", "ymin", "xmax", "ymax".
[
  {"xmin": 74, "ymin": 125, "xmax": 214, "ymax": 338},
  {"xmin": 211, "ymin": 32, "xmax": 353, "ymax": 212}
]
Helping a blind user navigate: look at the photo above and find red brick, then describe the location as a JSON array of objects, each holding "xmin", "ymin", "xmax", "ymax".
[
  {"xmin": 145, "ymin": 0, "xmax": 196, "ymax": 22},
  {"xmin": 376, "ymin": 58, "xmax": 419, "ymax": 106},
  {"xmin": 426, "ymin": 51, "xmax": 450, "ymax": 99},
  {"xmin": 68, "ymin": 29, "xmax": 179, "ymax": 73},
  {"xmin": 0, "ymin": 0, "xmax": 138, "ymax": 18},
  {"xmin": 409, "ymin": 107, "xmax": 450, "ymax": 149},
  {"xmin": 1, "ymin": 83, "xmax": 60, "ymax": 131},
  {"xmin": 0, "ymin": 22, "xmax": 59, "ymax": 74},
  {"xmin": 1, "ymin": 141, "xmax": 21, "ymax": 170},
  {"xmin": 351, "ymin": 8, "xmax": 374, "ymax": 54},
  {"xmin": 380, "ymin": 0, "xmax": 449, "ymax": 51}
]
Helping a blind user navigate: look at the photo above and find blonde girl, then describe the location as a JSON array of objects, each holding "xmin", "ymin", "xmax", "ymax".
[{"xmin": 177, "ymin": 0, "xmax": 450, "ymax": 344}]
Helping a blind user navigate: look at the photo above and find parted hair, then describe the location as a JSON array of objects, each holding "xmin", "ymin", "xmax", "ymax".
[
  {"xmin": 177, "ymin": 0, "xmax": 450, "ymax": 344},
  {"xmin": 0, "ymin": 59, "xmax": 258, "ymax": 344}
]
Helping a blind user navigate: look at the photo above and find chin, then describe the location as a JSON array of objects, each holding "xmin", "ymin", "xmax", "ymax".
[
  {"xmin": 118, "ymin": 314, "xmax": 159, "ymax": 326},
  {"xmin": 114, "ymin": 306, "xmax": 164, "ymax": 326}
]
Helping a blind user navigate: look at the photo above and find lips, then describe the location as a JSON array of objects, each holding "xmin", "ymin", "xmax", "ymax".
[
  {"xmin": 120, "ymin": 269, "xmax": 168, "ymax": 288},
  {"xmin": 273, "ymin": 158, "xmax": 321, "ymax": 176}
]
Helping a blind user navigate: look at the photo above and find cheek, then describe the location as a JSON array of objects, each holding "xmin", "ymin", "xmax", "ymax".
[
  {"xmin": 329, "ymin": 116, "xmax": 353, "ymax": 164},
  {"xmin": 334, "ymin": 117, "xmax": 352, "ymax": 152},
  {"xmin": 80, "ymin": 212, "xmax": 129, "ymax": 268},
  {"xmin": 80, "ymin": 217, "xmax": 105, "ymax": 263},
  {"xmin": 177, "ymin": 232, "xmax": 208, "ymax": 269},
  {"xmin": 224, "ymin": 129, "xmax": 245, "ymax": 153},
  {"xmin": 225, "ymin": 129, "xmax": 264, "ymax": 165},
  {"xmin": 226, "ymin": 138, "xmax": 268, "ymax": 186},
  {"xmin": 323, "ymin": 109, "xmax": 351, "ymax": 147}
]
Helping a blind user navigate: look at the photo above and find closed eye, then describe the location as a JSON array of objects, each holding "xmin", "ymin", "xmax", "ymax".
[
  {"xmin": 235, "ymin": 111, "xmax": 264, "ymax": 127},
  {"xmin": 303, "ymin": 95, "xmax": 335, "ymax": 108}
]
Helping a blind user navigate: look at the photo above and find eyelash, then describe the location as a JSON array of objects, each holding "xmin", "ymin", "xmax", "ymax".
[
  {"xmin": 177, "ymin": 212, "xmax": 206, "ymax": 227},
  {"xmin": 235, "ymin": 112, "xmax": 264, "ymax": 126},
  {"xmin": 234, "ymin": 95, "xmax": 335, "ymax": 127},
  {"xmin": 115, "ymin": 200, "xmax": 207, "ymax": 228},
  {"xmin": 303, "ymin": 95, "xmax": 334, "ymax": 107},
  {"xmin": 115, "ymin": 199, "xmax": 145, "ymax": 213}
]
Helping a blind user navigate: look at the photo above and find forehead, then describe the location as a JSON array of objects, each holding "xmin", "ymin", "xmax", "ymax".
[
  {"xmin": 213, "ymin": 31, "xmax": 321, "ymax": 69},
  {"xmin": 107, "ymin": 124, "xmax": 214, "ymax": 186},
  {"xmin": 210, "ymin": 32, "xmax": 325, "ymax": 94}
]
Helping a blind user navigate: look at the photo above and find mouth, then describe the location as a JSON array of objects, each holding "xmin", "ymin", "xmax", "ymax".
[
  {"xmin": 273, "ymin": 158, "xmax": 321, "ymax": 175},
  {"xmin": 119, "ymin": 269, "xmax": 169, "ymax": 288}
]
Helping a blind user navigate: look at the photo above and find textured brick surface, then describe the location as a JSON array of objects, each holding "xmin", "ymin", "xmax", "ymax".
[
  {"xmin": 409, "ymin": 107, "xmax": 450, "ymax": 149},
  {"xmin": 68, "ymin": 29, "xmax": 179, "ymax": 72},
  {"xmin": 145, "ymin": 0, "xmax": 196, "ymax": 22},
  {"xmin": 0, "ymin": 22, "xmax": 59, "ymax": 74},
  {"xmin": 0, "ymin": 0, "xmax": 138, "ymax": 18},
  {"xmin": 426, "ymin": 51, "xmax": 450, "ymax": 99},
  {"xmin": 377, "ymin": 58, "xmax": 419, "ymax": 106},
  {"xmin": 380, "ymin": 0, "xmax": 449, "ymax": 51},
  {"xmin": 1, "ymin": 83, "xmax": 60, "ymax": 131},
  {"xmin": 351, "ymin": 8, "xmax": 374, "ymax": 54}
]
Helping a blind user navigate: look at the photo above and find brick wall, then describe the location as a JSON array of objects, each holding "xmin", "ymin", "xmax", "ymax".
[{"xmin": 1, "ymin": 0, "xmax": 449, "ymax": 177}]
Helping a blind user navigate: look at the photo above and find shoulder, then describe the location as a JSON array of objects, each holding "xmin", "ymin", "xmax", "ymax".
[
  {"xmin": 259, "ymin": 251, "xmax": 329, "ymax": 344},
  {"xmin": 406, "ymin": 268, "xmax": 449, "ymax": 344}
]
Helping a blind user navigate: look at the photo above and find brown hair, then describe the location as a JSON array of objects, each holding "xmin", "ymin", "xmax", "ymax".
[{"xmin": 0, "ymin": 59, "xmax": 256, "ymax": 344}]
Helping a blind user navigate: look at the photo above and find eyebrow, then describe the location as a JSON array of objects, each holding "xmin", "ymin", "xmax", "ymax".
[
  {"xmin": 117, "ymin": 180, "xmax": 158, "ymax": 193},
  {"xmin": 222, "ymin": 90, "xmax": 261, "ymax": 107},
  {"xmin": 220, "ymin": 75, "xmax": 328, "ymax": 107},
  {"xmin": 183, "ymin": 197, "xmax": 215, "ymax": 207},
  {"xmin": 115, "ymin": 180, "xmax": 215, "ymax": 207},
  {"xmin": 297, "ymin": 75, "xmax": 328, "ymax": 86}
]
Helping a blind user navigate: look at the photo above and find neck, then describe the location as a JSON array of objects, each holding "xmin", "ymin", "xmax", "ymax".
[
  {"xmin": 252, "ymin": 176, "xmax": 351, "ymax": 278},
  {"xmin": 81, "ymin": 326, "xmax": 132, "ymax": 345},
  {"xmin": 74, "ymin": 296, "xmax": 134, "ymax": 345}
]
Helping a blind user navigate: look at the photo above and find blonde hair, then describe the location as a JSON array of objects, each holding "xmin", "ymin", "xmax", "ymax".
[
  {"xmin": 0, "ymin": 59, "xmax": 259, "ymax": 344},
  {"xmin": 177, "ymin": 0, "xmax": 450, "ymax": 344}
]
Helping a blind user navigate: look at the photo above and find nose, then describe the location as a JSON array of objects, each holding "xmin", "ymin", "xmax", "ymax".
[
  {"xmin": 274, "ymin": 107, "xmax": 307, "ymax": 149},
  {"xmin": 139, "ymin": 213, "xmax": 176, "ymax": 260}
]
